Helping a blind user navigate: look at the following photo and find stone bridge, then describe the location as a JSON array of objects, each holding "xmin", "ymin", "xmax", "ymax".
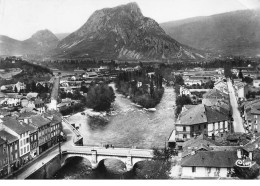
[{"xmin": 61, "ymin": 147, "xmax": 154, "ymax": 171}]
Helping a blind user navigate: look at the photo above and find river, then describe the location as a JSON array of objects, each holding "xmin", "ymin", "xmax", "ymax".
[{"xmin": 52, "ymin": 83, "xmax": 176, "ymax": 179}]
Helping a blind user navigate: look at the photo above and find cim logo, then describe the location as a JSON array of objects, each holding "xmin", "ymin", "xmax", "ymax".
[{"xmin": 235, "ymin": 159, "xmax": 256, "ymax": 168}]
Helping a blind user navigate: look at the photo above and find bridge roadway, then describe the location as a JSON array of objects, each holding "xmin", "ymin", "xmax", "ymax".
[{"xmin": 13, "ymin": 117, "xmax": 153, "ymax": 179}]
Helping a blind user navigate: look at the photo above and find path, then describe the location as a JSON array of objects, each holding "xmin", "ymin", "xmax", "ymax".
[{"xmin": 227, "ymin": 78, "xmax": 245, "ymax": 133}]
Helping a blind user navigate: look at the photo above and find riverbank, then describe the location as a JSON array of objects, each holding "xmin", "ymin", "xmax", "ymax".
[{"xmin": 68, "ymin": 84, "xmax": 176, "ymax": 149}]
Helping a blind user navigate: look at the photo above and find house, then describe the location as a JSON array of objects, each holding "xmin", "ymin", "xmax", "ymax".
[
  {"xmin": 30, "ymin": 115, "xmax": 51, "ymax": 155},
  {"xmin": 233, "ymin": 81, "xmax": 248, "ymax": 98},
  {"xmin": 214, "ymin": 80, "xmax": 229, "ymax": 94},
  {"xmin": 253, "ymin": 79, "xmax": 260, "ymax": 88},
  {"xmin": 0, "ymin": 130, "xmax": 19, "ymax": 174},
  {"xmin": 181, "ymin": 151, "xmax": 237, "ymax": 178},
  {"xmin": 184, "ymin": 79, "xmax": 202, "ymax": 86},
  {"xmin": 0, "ymin": 136, "xmax": 8, "ymax": 178},
  {"xmin": 175, "ymin": 104, "xmax": 231, "ymax": 149},
  {"xmin": 83, "ymin": 72, "xmax": 98, "ymax": 78},
  {"xmin": 180, "ymin": 86, "xmax": 191, "ymax": 96},
  {"xmin": 1, "ymin": 117, "xmax": 36, "ymax": 166},
  {"xmin": 12, "ymin": 82, "xmax": 25, "ymax": 92},
  {"xmin": 242, "ymin": 100, "xmax": 260, "ymax": 133}
]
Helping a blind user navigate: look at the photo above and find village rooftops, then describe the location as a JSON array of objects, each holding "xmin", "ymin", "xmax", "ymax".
[
  {"xmin": 181, "ymin": 151, "xmax": 237, "ymax": 168},
  {"xmin": 18, "ymin": 111, "xmax": 37, "ymax": 119},
  {"xmin": 31, "ymin": 115, "xmax": 51, "ymax": 128},
  {"xmin": 183, "ymin": 134, "xmax": 221, "ymax": 150},
  {"xmin": 2, "ymin": 117, "xmax": 36, "ymax": 134},
  {"xmin": 243, "ymin": 136, "xmax": 260, "ymax": 152},
  {"xmin": 0, "ymin": 130, "xmax": 18, "ymax": 143},
  {"xmin": 203, "ymin": 88, "xmax": 228, "ymax": 99},
  {"xmin": 177, "ymin": 104, "xmax": 229, "ymax": 126}
]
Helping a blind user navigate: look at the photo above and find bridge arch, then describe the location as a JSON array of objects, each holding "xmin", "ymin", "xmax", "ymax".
[{"xmin": 96, "ymin": 158, "xmax": 127, "ymax": 174}]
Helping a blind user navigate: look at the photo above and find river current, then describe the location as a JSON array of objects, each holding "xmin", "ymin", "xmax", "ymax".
[{"xmin": 52, "ymin": 83, "xmax": 176, "ymax": 179}]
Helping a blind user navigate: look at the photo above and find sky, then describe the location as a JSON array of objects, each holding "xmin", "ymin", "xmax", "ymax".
[{"xmin": 0, "ymin": 0, "xmax": 260, "ymax": 40}]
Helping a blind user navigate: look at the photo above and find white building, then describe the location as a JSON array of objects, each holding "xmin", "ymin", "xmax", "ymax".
[
  {"xmin": 253, "ymin": 80, "xmax": 260, "ymax": 88},
  {"xmin": 181, "ymin": 151, "xmax": 237, "ymax": 178}
]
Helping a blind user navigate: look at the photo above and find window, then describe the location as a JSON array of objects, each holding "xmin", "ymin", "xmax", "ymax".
[
  {"xmin": 27, "ymin": 145, "xmax": 29, "ymax": 152},
  {"xmin": 10, "ymin": 155, "xmax": 13, "ymax": 162},
  {"xmin": 24, "ymin": 147, "xmax": 26, "ymax": 153},
  {"xmin": 23, "ymin": 139, "xmax": 26, "ymax": 145},
  {"xmin": 3, "ymin": 148, "xmax": 6, "ymax": 153},
  {"xmin": 26, "ymin": 138, "xmax": 29, "ymax": 143},
  {"xmin": 21, "ymin": 149, "xmax": 23, "ymax": 155},
  {"xmin": 192, "ymin": 167, "xmax": 196, "ymax": 172},
  {"xmin": 183, "ymin": 134, "xmax": 187, "ymax": 139},
  {"xmin": 15, "ymin": 144, "xmax": 17, "ymax": 150},
  {"xmin": 34, "ymin": 134, "xmax": 37, "ymax": 140},
  {"xmin": 183, "ymin": 126, "xmax": 186, "ymax": 132},
  {"xmin": 30, "ymin": 136, "xmax": 33, "ymax": 142},
  {"xmin": 198, "ymin": 125, "xmax": 201, "ymax": 130},
  {"xmin": 20, "ymin": 140, "xmax": 23, "ymax": 147},
  {"xmin": 207, "ymin": 167, "xmax": 211, "ymax": 173},
  {"xmin": 10, "ymin": 146, "xmax": 12, "ymax": 153},
  {"xmin": 204, "ymin": 124, "xmax": 207, "ymax": 129},
  {"xmin": 15, "ymin": 153, "xmax": 18, "ymax": 159}
]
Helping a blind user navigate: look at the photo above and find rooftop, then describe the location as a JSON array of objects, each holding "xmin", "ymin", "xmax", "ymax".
[
  {"xmin": 181, "ymin": 151, "xmax": 237, "ymax": 168},
  {"xmin": 2, "ymin": 117, "xmax": 36, "ymax": 134},
  {"xmin": 0, "ymin": 130, "xmax": 18, "ymax": 143},
  {"xmin": 177, "ymin": 104, "xmax": 229, "ymax": 125},
  {"xmin": 31, "ymin": 115, "xmax": 51, "ymax": 128}
]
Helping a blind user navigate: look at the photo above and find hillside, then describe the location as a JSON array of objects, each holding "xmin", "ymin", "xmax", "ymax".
[
  {"xmin": 0, "ymin": 29, "xmax": 59, "ymax": 56},
  {"xmin": 160, "ymin": 9, "xmax": 260, "ymax": 56},
  {"xmin": 55, "ymin": 2, "xmax": 204, "ymax": 60}
]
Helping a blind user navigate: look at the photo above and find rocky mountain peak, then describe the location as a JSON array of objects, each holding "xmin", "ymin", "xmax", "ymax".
[{"xmin": 56, "ymin": 2, "xmax": 204, "ymax": 60}]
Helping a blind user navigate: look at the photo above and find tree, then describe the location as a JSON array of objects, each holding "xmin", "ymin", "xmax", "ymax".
[
  {"xmin": 14, "ymin": 85, "xmax": 18, "ymax": 93},
  {"xmin": 238, "ymin": 69, "xmax": 244, "ymax": 79},
  {"xmin": 134, "ymin": 148, "xmax": 177, "ymax": 179},
  {"xmin": 86, "ymin": 84, "xmax": 115, "ymax": 111},
  {"xmin": 31, "ymin": 81, "xmax": 37, "ymax": 92}
]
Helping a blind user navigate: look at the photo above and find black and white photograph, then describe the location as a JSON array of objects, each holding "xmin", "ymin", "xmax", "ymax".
[{"xmin": 0, "ymin": 0, "xmax": 260, "ymax": 181}]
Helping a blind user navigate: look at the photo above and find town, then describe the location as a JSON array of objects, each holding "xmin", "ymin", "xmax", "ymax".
[
  {"xmin": 1, "ymin": 0, "xmax": 260, "ymax": 180},
  {"xmin": 0, "ymin": 54, "xmax": 260, "ymax": 179}
]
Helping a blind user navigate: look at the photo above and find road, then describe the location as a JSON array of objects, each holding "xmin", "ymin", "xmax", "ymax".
[{"xmin": 227, "ymin": 79, "xmax": 245, "ymax": 133}]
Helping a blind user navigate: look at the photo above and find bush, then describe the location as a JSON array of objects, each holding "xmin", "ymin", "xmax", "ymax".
[{"xmin": 86, "ymin": 84, "xmax": 115, "ymax": 111}]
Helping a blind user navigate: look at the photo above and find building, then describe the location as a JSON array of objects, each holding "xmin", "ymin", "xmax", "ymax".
[
  {"xmin": 253, "ymin": 79, "xmax": 260, "ymax": 88},
  {"xmin": 184, "ymin": 79, "xmax": 202, "ymax": 86},
  {"xmin": 29, "ymin": 128, "xmax": 38, "ymax": 159},
  {"xmin": 214, "ymin": 80, "xmax": 229, "ymax": 94},
  {"xmin": 0, "ymin": 137, "xmax": 8, "ymax": 178},
  {"xmin": 181, "ymin": 151, "xmax": 237, "ymax": 178},
  {"xmin": 1, "ymin": 117, "xmax": 36, "ymax": 166},
  {"xmin": 242, "ymin": 100, "xmax": 260, "ymax": 133},
  {"xmin": 31, "ymin": 115, "xmax": 51, "ymax": 155},
  {"xmin": 175, "ymin": 104, "xmax": 231, "ymax": 149},
  {"xmin": 0, "ymin": 130, "xmax": 19, "ymax": 173},
  {"xmin": 233, "ymin": 81, "xmax": 248, "ymax": 99}
]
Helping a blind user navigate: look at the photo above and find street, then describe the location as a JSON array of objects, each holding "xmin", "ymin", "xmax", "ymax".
[{"xmin": 227, "ymin": 79, "xmax": 245, "ymax": 133}]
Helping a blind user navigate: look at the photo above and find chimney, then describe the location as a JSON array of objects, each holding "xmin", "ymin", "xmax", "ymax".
[
  {"xmin": 237, "ymin": 149, "xmax": 242, "ymax": 159},
  {"xmin": 191, "ymin": 148, "xmax": 196, "ymax": 155},
  {"xmin": 249, "ymin": 151, "xmax": 253, "ymax": 160}
]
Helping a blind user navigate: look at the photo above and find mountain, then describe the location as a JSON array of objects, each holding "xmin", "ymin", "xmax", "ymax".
[
  {"xmin": 160, "ymin": 9, "xmax": 260, "ymax": 56},
  {"xmin": 55, "ymin": 2, "xmax": 204, "ymax": 60},
  {"xmin": 0, "ymin": 29, "xmax": 59, "ymax": 56},
  {"xmin": 55, "ymin": 33, "xmax": 70, "ymax": 40}
]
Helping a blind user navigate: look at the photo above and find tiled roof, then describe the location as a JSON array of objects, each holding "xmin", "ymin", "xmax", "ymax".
[
  {"xmin": 178, "ymin": 104, "xmax": 207, "ymax": 125},
  {"xmin": 0, "ymin": 130, "xmax": 18, "ymax": 143},
  {"xmin": 183, "ymin": 134, "xmax": 221, "ymax": 149},
  {"xmin": 2, "ymin": 117, "xmax": 36, "ymax": 134},
  {"xmin": 243, "ymin": 136, "xmax": 260, "ymax": 152},
  {"xmin": 203, "ymin": 89, "xmax": 228, "ymax": 99},
  {"xmin": 0, "ymin": 137, "xmax": 5, "ymax": 145},
  {"xmin": 205, "ymin": 105, "xmax": 229, "ymax": 123},
  {"xmin": 181, "ymin": 151, "xmax": 237, "ymax": 168},
  {"xmin": 177, "ymin": 104, "xmax": 229, "ymax": 126},
  {"xmin": 31, "ymin": 115, "xmax": 50, "ymax": 128},
  {"xmin": 19, "ymin": 111, "xmax": 37, "ymax": 119}
]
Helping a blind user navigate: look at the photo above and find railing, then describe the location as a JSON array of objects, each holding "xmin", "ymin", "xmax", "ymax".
[{"xmin": 62, "ymin": 117, "xmax": 82, "ymax": 144}]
